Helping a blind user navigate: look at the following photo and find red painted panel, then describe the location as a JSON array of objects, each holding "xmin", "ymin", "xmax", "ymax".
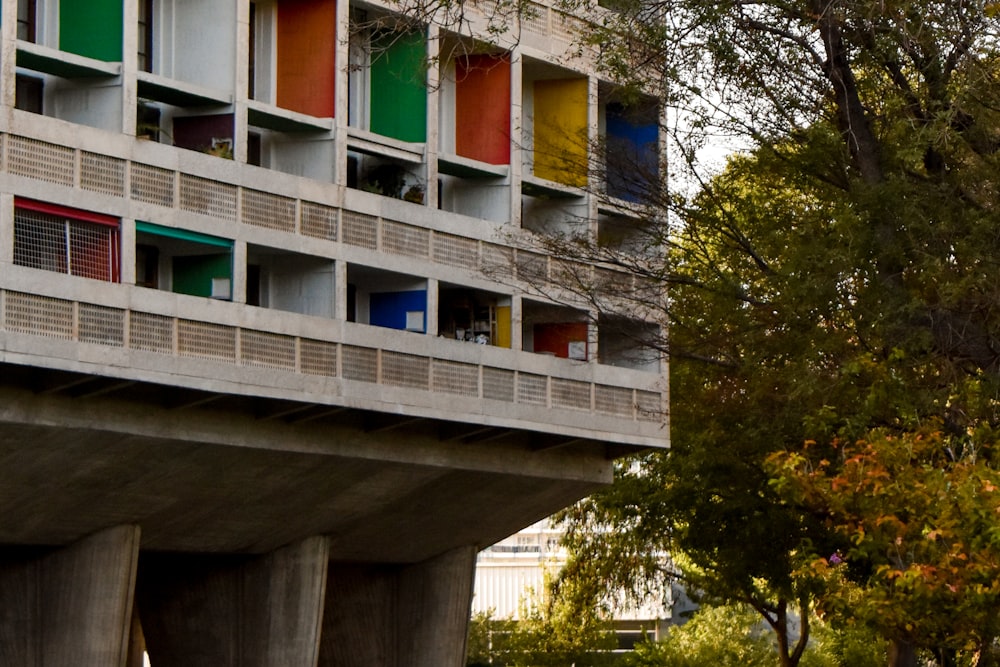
[
  {"xmin": 14, "ymin": 197, "xmax": 119, "ymax": 227},
  {"xmin": 533, "ymin": 322, "xmax": 588, "ymax": 360},
  {"xmin": 456, "ymin": 55, "xmax": 510, "ymax": 165},
  {"xmin": 277, "ymin": 0, "xmax": 337, "ymax": 118}
]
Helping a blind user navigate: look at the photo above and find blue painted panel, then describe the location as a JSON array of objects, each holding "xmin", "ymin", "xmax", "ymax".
[
  {"xmin": 370, "ymin": 290, "xmax": 427, "ymax": 332},
  {"xmin": 606, "ymin": 104, "xmax": 659, "ymax": 202}
]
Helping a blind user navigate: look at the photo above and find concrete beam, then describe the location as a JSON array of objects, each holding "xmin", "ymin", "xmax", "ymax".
[
  {"xmin": 0, "ymin": 524, "xmax": 141, "ymax": 667},
  {"xmin": 137, "ymin": 536, "xmax": 330, "ymax": 667}
]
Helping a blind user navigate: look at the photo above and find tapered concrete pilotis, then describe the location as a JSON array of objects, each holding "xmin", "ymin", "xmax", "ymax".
[
  {"xmin": 319, "ymin": 546, "xmax": 477, "ymax": 667},
  {"xmin": 136, "ymin": 537, "xmax": 330, "ymax": 667},
  {"xmin": 397, "ymin": 546, "xmax": 478, "ymax": 667},
  {"xmin": 0, "ymin": 525, "xmax": 141, "ymax": 667}
]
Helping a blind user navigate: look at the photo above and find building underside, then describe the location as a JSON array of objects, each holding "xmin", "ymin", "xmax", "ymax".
[
  {"xmin": 0, "ymin": 360, "xmax": 618, "ymax": 667},
  {"xmin": 0, "ymin": 361, "xmax": 617, "ymax": 560}
]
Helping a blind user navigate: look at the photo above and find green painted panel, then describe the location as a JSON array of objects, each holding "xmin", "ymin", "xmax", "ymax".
[
  {"xmin": 136, "ymin": 221, "xmax": 233, "ymax": 248},
  {"xmin": 60, "ymin": 0, "xmax": 123, "ymax": 62},
  {"xmin": 173, "ymin": 254, "xmax": 232, "ymax": 299},
  {"xmin": 370, "ymin": 31, "xmax": 426, "ymax": 142}
]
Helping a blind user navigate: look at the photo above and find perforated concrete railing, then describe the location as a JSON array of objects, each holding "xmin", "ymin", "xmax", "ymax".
[
  {"xmin": 179, "ymin": 174, "xmax": 238, "ymax": 222},
  {"xmin": 521, "ymin": 1, "xmax": 592, "ymax": 46},
  {"xmin": 300, "ymin": 201, "xmax": 338, "ymax": 241},
  {"xmin": 131, "ymin": 162, "xmax": 175, "ymax": 207},
  {"xmin": 382, "ymin": 219, "xmax": 431, "ymax": 259},
  {"xmin": 242, "ymin": 188, "xmax": 297, "ymax": 233},
  {"xmin": 0, "ymin": 289, "xmax": 663, "ymax": 423},
  {"xmin": 522, "ymin": 2, "xmax": 552, "ymax": 38},
  {"xmin": 0, "ymin": 132, "xmax": 632, "ymax": 289},
  {"xmin": 80, "ymin": 152, "xmax": 126, "ymax": 198}
]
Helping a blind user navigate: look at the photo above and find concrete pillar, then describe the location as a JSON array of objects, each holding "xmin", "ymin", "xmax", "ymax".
[
  {"xmin": 397, "ymin": 546, "xmax": 477, "ymax": 667},
  {"xmin": 232, "ymin": 240, "xmax": 248, "ymax": 304},
  {"xmin": 424, "ymin": 24, "xmax": 440, "ymax": 210},
  {"xmin": 137, "ymin": 536, "xmax": 330, "ymax": 667},
  {"xmin": 334, "ymin": 260, "xmax": 348, "ymax": 321},
  {"xmin": 426, "ymin": 278, "xmax": 439, "ymax": 336},
  {"xmin": 318, "ymin": 546, "xmax": 477, "ymax": 667},
  {"xmin": 250, "ymin": 536, "xmax": 330, "ymax": 667},
  {"xmin": 0, "ymin": 524, "xmax": 141, "ymax": 667},
  {"xmin": 125, "ymin": 607, "xmax": 146, "ymax": 667},
  {"xmin": 0, "ymin": 0, "xmax": 18, "ymax": 113},
  {"xmin": 319, "ymin": 564, "xmax": 397, "ymax": 667}
]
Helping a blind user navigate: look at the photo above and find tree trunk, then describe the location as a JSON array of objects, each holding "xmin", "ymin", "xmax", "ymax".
[
  {"xmin": 809, "ymin": 0, "xmax": 882, "ymax": 187},
  {"xmin": 889, "ymin": 638, "xmax": 917, "ymax": 667},
  {"xmin": 976, "ymin": 634, "xmax": 998, "ymax": 667}
]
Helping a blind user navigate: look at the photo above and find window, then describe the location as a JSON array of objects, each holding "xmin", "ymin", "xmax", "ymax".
[
  {"xmin": 347, "ymin": 10, "xmax": 369, "ymax": 129},
  {"xmin": 14, "ymin": 200, "xmax": 121, "ymax": 282},
  {"xmin": 15, "ymin": 75, "xmax": 43, "ymax": 114},
  {"xmin": 248, "ymin": 1, "xmax": 257, "ymax": 98},
  {"xmin": 137, "ymin": 101, "xmax": 161, "ymax": 139},
  {"xmin": 17, "ymin": 0, "xmax": 37, "ymax": 42},
  {"xmin": 247, "ymin": 132, "xmax": 262, "ymax": 166},
  {"xmin": 138, "ymin": 0, "xmax": 154, "ymax": 72}
]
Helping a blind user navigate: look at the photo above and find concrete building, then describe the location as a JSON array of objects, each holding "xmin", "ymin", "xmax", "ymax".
[{"xmin": 0, "ymin": 0, "xmax": 666, "ymax": 665}]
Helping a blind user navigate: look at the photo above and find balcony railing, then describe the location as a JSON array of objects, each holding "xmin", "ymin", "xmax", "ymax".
[
  {"xmin": 0, "ymin": 131, "xmax": 649, "ymax": 296},
  {"xmin": 0, "ymin": 285, "xmax": 665, "ymax": 444}
]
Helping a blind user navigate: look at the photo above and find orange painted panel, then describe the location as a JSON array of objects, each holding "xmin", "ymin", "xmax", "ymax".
[
  {"xmin": 534, "ymin": 322, "xmax": 588, "ymax": 359},
  {"xmin": 456, "ymin": 55, "xmax": 511, "ymax": 165},
  {"xmin": 277, "ymin": 0, "xmax": 336, "ymax": 118}
]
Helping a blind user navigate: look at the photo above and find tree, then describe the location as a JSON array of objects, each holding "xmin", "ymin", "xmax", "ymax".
[
  {"xmin": 767, "ymin": 425, "xmax": 1000, "ymax": 666},
  {"xmin": 412, "ymin": 0, "xmax": 1000, "ymax": 663},
  {"xmin": 530, "ymin": 1, "xmax": 1000, "ymax": 661},
  {"xmin": 618, "ymin": 603, "xmax": 885, "ymax": 667},
  {"xmin": 466, "ymin": 574, "xmax": 619, "ymax": 667},
  {"xmin": 558, "ymin": 141, "xmax": 862, "ymax": 667},
  {"xmin": 622, "ymin": 605, "xmax": 782, "ymax": 667}
]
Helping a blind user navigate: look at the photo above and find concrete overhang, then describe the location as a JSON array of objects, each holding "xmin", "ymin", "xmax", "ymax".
[{"xmin": 0, "ymin": 362, "xmax": 622, "ymax": 563}]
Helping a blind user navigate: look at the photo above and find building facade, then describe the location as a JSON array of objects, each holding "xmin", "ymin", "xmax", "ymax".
[{"xmin": 0, "ymin": 0, "xmax": 666, "ymax": 665}]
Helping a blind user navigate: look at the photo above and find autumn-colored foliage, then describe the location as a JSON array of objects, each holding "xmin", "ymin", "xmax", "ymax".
[{"xmin": 768, "ymin": 424, "xmax": 1000, "ymax": 660}]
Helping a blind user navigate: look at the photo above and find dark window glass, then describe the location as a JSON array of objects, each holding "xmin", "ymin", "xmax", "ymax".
[
  {"xmin": 138, "ymin": 0, "xmax": 153, "ymax": 72},
  {"xmin": 17, "ymin": 0, "xmax": 37, "ymax": 42},
  {"xmin": 15, "ymin": 75, "xmax": 43, "ymax": 114}
]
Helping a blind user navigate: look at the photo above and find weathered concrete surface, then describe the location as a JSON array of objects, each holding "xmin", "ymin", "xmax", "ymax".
[
  {"xmin": 0, "ymin": 364, "xmax": 614, "ymax": 666},
  {"xmin": 0, "ymin": 375, "xmax": 611, "ymax": 561},
  {"xmin": 136, "ymin": 537, "xmax": 329, "ymax": 667},
  {"xmin": 0, "ymin": 525, "xmax": 140, "ymax": 667},
  {"xmin": 318, "ymin": 547, "xmax": 476, "ymax": 667},
  {"xmin": 397, "ymin": 546, "xmax": 477, "ymax": 667}
]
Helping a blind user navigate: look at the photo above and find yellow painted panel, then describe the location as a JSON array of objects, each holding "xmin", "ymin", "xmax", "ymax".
[
  {"xmin": 533, "ymin": 79, "xmax": 588, "ymax": 187},
  {"xmin": 496, "ymin": 306, "xmax": 512, "ymax": 348}
]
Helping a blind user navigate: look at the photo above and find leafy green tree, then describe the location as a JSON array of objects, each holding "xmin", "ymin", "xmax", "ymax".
[
  {"xmin": 466, "ymin": 576, "xmax": 618, "ymax": 667},
  {"xmin": 621, "ymin": 605, "xmax": 781, "ymax": 667},
  {"xmin": 525, "ymin": 2, "xmax": 1000, "ymax": 666},
  {"xmin": 558, "ymin": 141, "xmax": 858, "ymax": 667},
  {"xmin": 617, "ymin": 603, "xmax": 884, "ymax": 667}
]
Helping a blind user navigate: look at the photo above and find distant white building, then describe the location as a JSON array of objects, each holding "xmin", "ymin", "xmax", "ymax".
[{"xmin": 474, "ymin": 521, "xmax": 674, "ymax": 651}]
